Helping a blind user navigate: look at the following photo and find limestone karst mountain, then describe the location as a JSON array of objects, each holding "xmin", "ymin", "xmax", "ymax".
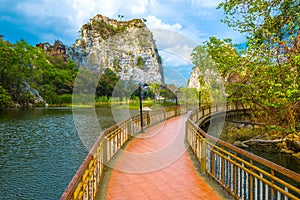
[{"xmin": 68, "ymin": 14, "xmax": 164, "ymax": 84}]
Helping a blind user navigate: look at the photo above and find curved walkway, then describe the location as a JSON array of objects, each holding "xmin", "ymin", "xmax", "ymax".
[{"xmin": 104, "ymin": 114, "xmax": 222, "ymax": 200}]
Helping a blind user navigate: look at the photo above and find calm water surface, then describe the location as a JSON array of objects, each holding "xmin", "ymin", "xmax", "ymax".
[{"xmin": 0, "ymin": 107, "xmax": 138, "ymax": 200}]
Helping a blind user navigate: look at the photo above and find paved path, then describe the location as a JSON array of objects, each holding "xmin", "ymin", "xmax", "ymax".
[{"xmin": 105, "ymin": 115, "xmax": 222, "ymax": 200}]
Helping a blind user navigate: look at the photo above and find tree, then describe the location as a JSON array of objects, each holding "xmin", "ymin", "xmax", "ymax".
[
  {"xmin": 218, "ymin": 0, "xmax": 300, "ymax": 66},
  {"xmin": 149, "ymin": 83, "xmax": 161, "ymax": 102},
  {"xmin": 0, "ymin": 39, "xmax": 18, "ymax": 91},
  {"xmin": 218, "ymin": 0, "xmax": 299, "ymax": 52},
  {"xmin": 0, "ymin": 38, "xmax": 78, "ymax": 106},
  {"xmin": 204, "ymin": 37, "xmax": 249, "ymax": 106},
  {"xmin": 191, "ymin": 39, "xmax": 234, "ymax": 105},
  {"xmin": 0, "ymin": 85, "xmax": 11, "ymax": 108},
  {"xmin": 217, "ymin": 0, "xmax": 300, "ymax": 129},
  {"xmin": 179, "ymin": 87, "xmax": 198, "ymax": 105},
  {"xmin": 96, "ymin": 68, "xmax": 120, "ymax": 97}
]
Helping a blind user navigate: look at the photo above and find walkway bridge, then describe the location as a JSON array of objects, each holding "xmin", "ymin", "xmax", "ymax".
[{"xmin": 61, "ymin": 105, "xmax": 300, "ymax": 200}]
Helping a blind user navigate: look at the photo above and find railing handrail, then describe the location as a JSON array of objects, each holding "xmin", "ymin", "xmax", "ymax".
[
  {"xmin": 187, "ymin": 118, "xmax": 300, "ymax": 182},
  {"xmin": 186, "ymin": 104, "xmax": 300, "ymax": 200},
  {"xmin": 60, "ymin": 105, "xmax": 187, "ymax": 200}
]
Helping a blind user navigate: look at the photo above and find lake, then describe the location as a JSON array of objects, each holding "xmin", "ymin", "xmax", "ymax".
[{"xmin": 0, "ymin": 107, "xmax": 138, "ymax": 200}]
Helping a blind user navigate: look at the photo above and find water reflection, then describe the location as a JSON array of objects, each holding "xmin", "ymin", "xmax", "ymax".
[
  {"xmin": 0, "ymin": 107, "xmax": 138, "ymax": 200},
  {"xmin": 248, "ymin": 147, "xmax": 300, "ymax": 174}
]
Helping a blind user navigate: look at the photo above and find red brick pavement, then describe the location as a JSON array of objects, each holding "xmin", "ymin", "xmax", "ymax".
[{"xmin": 106, "ymin": 115, "xmax": 222, "ymax": 200}]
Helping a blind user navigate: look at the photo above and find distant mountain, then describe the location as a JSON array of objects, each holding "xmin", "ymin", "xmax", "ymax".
[{"xmin": 187, "ymin": 67, "xmax": 200, "ymax": 90}]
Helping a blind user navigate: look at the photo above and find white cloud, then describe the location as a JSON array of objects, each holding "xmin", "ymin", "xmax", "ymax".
[
  {"xmin": 16, "ymin": 0, "xmax": 70, "ymax": 19},
  {"xmin": 188, "ymin": 0, "xmax": 222, "ymax": 8},
  {"xmin": 68, "ymin": 0, "xmax": 156, "ymax": 27},
  {"xmin": 149, "ymin": 28, "xmax": 197, "ymax": 82},
  {"xmin": 196, "ymin": 10, "xmax": 215, "ymax": 19},
  {"xmin": 160, "ymin": 50, "xmax": 191, "ymax": 67},
  {"xmin": 146, "ymin": 15, "xmax": 182, "ymax": 31},
  {"xmin": 131, "ymin": 0, "xmax": 149, "ymax": 14},
  {"xmin": 187, "ymin": 0, "xmax": 222, "ymax": 20},
  {"xmin": 165, "ymin": 44, "xmax": 194, "ymax": 64},
  {"xmin": 150, "ymin": 28, "xmax": 197, "ymax": 52},
  {"xmin": 14, "ymin": 0, "xmax": 153, "ymax": 42},
  {"xmin": 15, "ymin": 0, "xmax": 153, "ymax": 30}
]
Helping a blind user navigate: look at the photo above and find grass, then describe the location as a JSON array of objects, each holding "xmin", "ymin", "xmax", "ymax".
[
  {"xmin": 51, "ymin": 100, "xmax": 177, "ymax": 110},
  {"xmin": 68, "ymin": 104, "xmax": 94, "ymax": 108},
  {"xmin": 114, "ymin": 100, "xmax": 154, "ymax": 110},
  {"xmin": 107, "ymin": 100, "xmax": 176, "ymax": 110}
]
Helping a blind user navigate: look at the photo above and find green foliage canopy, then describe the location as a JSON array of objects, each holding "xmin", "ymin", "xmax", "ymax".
[
  {"xmin": 190, "ymin": 0, "xmax": 300, "ymax": 129},
  {"xmin": 0, "ymin": 39, "xmax": 78, "ymax": 106}
]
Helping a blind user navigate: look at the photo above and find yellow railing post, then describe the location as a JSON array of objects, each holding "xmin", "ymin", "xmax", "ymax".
[
  {"xmin": 271, "ymin": 169, "xmax": 275, "ymax": 199},
  {"xmin": 200, "ymin": 138, "xmax": 207, "ymax": 173},
  {"xmin": 249, "ymin": 159, "xmax": 253, "ymax": 200},
  {"xmin": 102, "ymin": 138, "xmax": 108, "ymax": 164},
  {"xmin": 147, "ymin": 111, "xmax": 150, "ymax": 126},
  {"xmin": 127, "ymin": 120, "xmax": 133, "ymax": 139},
  {"xmin": 185, "ymin": 121, "xmax": 188, "ymax": 141},
  {"xmin": 233, "ymin": 152, "xmax": 237, "ymax": 195},
  {"xmin": 221, "ymin": 145, "xmax": 225, "ymax": 185}
]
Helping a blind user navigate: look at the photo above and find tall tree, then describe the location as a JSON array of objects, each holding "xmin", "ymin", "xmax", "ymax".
[
  {"xmin": 217, "ymin": 0, "xmax": 300, "ymax": 129},
  {"xmin": 96, "ymin": 68, "xmax": 120, "ymax": 97}
]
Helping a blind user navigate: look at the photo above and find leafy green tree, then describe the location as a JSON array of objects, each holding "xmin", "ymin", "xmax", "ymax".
[
  {"xmin": 217, "ymin": 0, "xmax": 300, "ymax": 129},
  {"xmin": 0, "ymin": 85, "xmax": 11, "ymax": 108},
  {"xmin": 180, "ymin": 87, "xmax": 198, "ymax": 105},
  {"xmin": 0, "ymin": 39, "xmax": 18, "ymax": 92},
  {"xmin": 191, "ymin": 39, "xmax": 233, "ymax": 105},
  {"xmin": 218, "ymin": 0, "xmax": 299, "ymax": 57},
  {"xmin": 112, "ymin": 79, "xmax": 137, "ymax": 101},
  {"xmin": 0, "ymin": 39, "xmax": 35, "ymax": 104},
  {"xmin": 0, "ymin": 38, "xmax": 78, "ymax": 106},
  {"xmin": 96, "ymin": 68, "xmax": 120, "ymax": 97},
  {"xmin": 149, "ymin": 83, "xmax": 161, "ymax": 102}
]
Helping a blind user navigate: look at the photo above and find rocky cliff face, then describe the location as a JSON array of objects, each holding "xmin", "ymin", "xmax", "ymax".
[
  {"xmin": 187, "ymin": 67, "xmax": 200, "ymax": 90},
  {"xmin": 68, "ymin": 14, "xmax": 164, "ymax": 84}
]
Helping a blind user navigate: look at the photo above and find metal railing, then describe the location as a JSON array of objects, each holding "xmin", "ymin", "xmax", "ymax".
[
  {"xmin": 186, "ymin": 104, "xmax": 300, "ymax": 200},
  {"xmin": 60, "ymin": 105, "xmax": 187, "ymax": 200}
]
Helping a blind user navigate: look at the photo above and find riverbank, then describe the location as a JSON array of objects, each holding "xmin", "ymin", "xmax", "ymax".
[
  {"xmin": 220, "ymin": 121, "xmax": 300, "ymax": 159},
  {"xmin": 51, "ymin": 100, "xmax": 176, "ymax": 110}
]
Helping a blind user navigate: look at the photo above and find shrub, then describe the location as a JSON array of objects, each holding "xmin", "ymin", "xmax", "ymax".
[
  {"xmin": 0, "ymin": 85, "xmax": 11, "ymax": 108},
  {"xmin": 59, "ymin": 94, "xmax": 72, "ymax": 104},
  {"xmin": 96, "ymin": 96, "xmax": 109, "ymax": 103},
  {"xmin": 136, "ymin": 56, "xmax": 146, "ymax": 70}
]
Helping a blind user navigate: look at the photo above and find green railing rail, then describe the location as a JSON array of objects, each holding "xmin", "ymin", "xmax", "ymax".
[
  {"xmin": 60, "ymin": 105, "xmax": 187, "ymax": 200},
  {"xmin": 186, "ymin": 104, "xmax": 300, "ymax": 200}
]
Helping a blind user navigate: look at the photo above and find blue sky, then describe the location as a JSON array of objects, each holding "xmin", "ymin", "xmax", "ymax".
[{"xmin": 0, "ymin": 0, "xmax": 246, "ymax": 86}]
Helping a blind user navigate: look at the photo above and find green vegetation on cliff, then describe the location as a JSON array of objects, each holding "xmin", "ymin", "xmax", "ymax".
[{"xmin": 0, "ymin": 39, "xmax": 78, "ymax": 106}]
